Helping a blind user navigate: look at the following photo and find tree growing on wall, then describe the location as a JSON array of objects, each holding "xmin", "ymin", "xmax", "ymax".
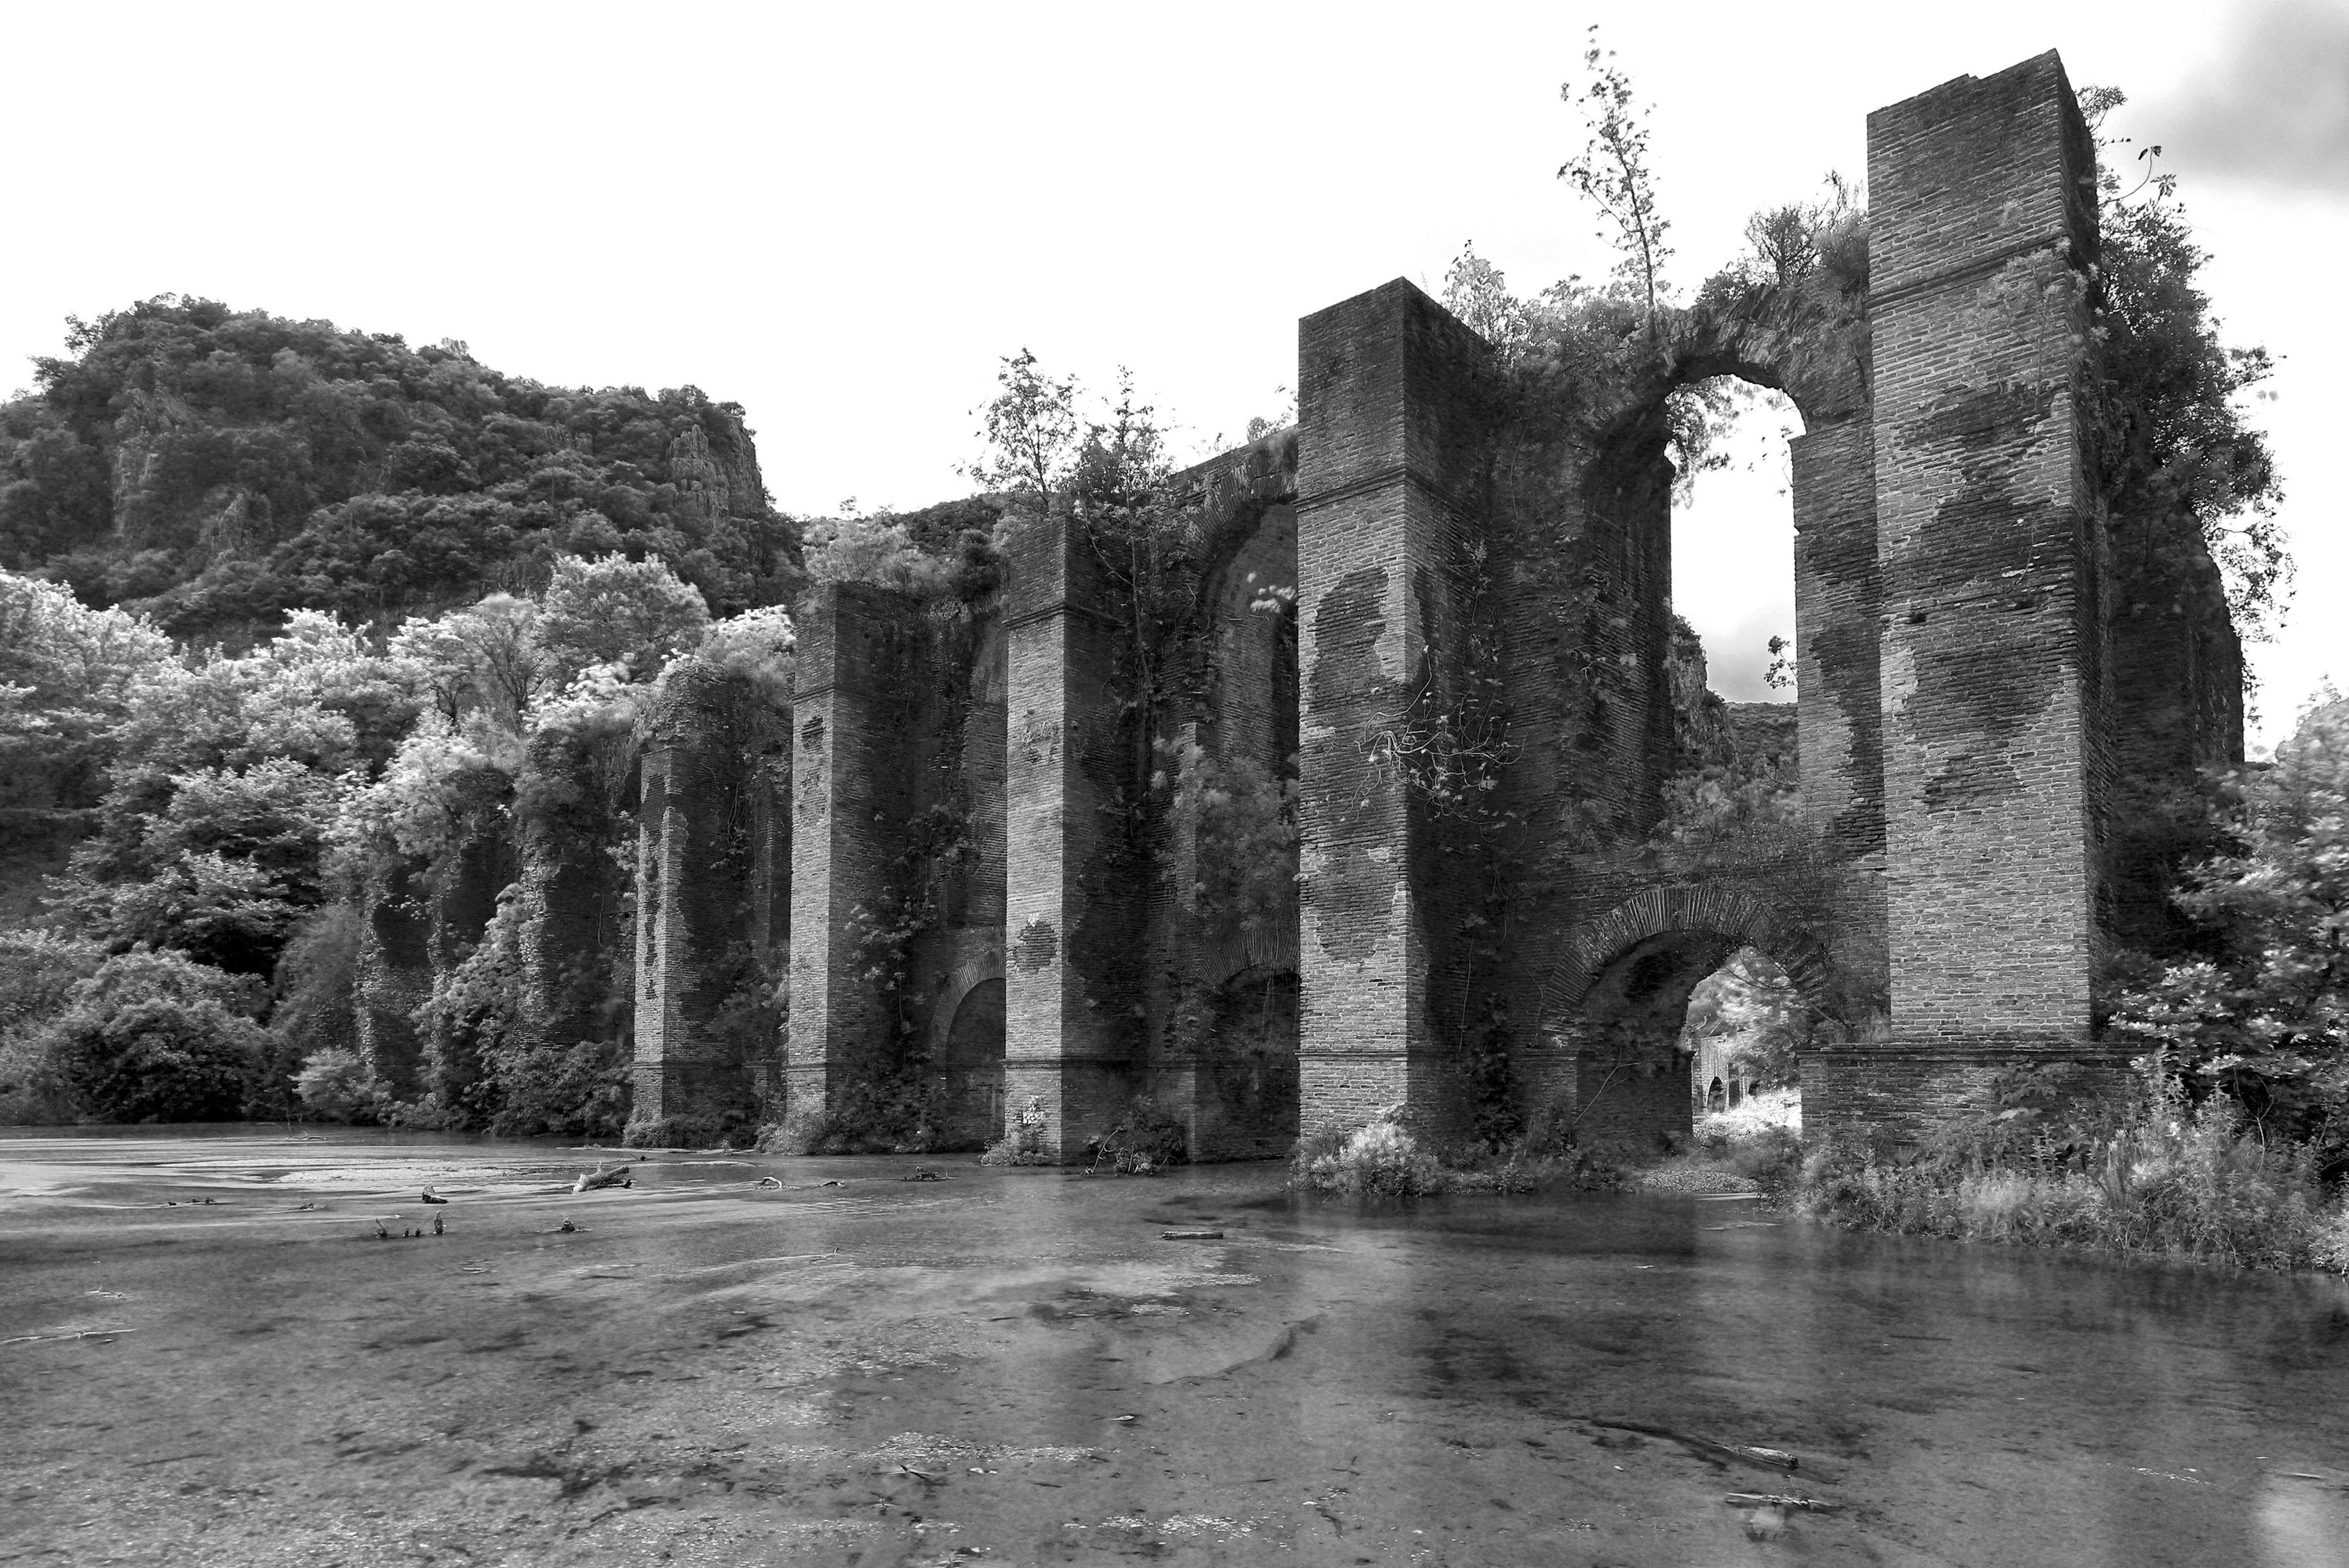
[
  {"xmin": 2079, "ymin": 86, "xmax": 2287, "ymax": 636},
  {"xmin": 1559, "ymin": 26, "xmax": 1672, "ymax": 338},
  {"xmin": 970, "ymin": 349, "xmax": 1079, "ymax": 505}
]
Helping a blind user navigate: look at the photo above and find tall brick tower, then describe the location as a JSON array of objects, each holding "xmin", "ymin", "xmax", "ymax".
[{"xmin": 1860, "ymin": 51, "xmax": 2115, "ymax": 1110}]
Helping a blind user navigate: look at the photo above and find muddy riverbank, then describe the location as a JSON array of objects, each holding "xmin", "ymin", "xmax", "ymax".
[{"xmin": 2, "ymin": 1127, "xmax": 2343, "ymax": 1566}]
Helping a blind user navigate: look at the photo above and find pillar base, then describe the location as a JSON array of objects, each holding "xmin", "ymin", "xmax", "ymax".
[{"xmin": 1805, "ymin": 1044, "xmax": 2143, "ymax": 1142}]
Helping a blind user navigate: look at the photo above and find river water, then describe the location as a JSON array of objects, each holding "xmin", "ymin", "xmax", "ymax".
[{"xmin": 1, "ymin": 1126, "xmax": 2343, "ymax": 1566}]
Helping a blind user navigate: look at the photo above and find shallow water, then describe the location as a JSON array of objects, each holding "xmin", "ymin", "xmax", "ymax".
[{"xmin": 1, "ymin": 1127, "xmax": 2343, "ymax": 1567}]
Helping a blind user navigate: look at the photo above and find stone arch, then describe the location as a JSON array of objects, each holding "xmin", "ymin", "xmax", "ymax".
[
  {"xmin": 928, "ymin": 956, "xmax": 1006, "ymax": 1060},
  {"xmin": 926, "ymin": 956, "xmax": 1005, "ymax": 1151},
  {"xmin": 1541, "ymin": 883, "xmax": 1827, "ymax": 1151},
  {"xmin": 1540, "ymin": 882, "xmax": 1828, "ymax": 1032}
]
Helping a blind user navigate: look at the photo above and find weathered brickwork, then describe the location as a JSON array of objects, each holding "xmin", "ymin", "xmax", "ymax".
[
  {"xmin": 352, "ymin": 853, "xmax": 433, "ymax": 1096},
  {"xmin": 1001, "ymin": 508, "xmax": 1138, "ymax": 1159},
  {"xmin": 786, "ymin": 584, "xmax": 930, "ymax": 1121},
  {"xmin": 591, "ymin": 48, "xmax": 2240, "ymax": 1157},
  {"xmin": 1294, "ymin": 281, "xmax": 1496, "ymax": 1137},
  {"xmin": 1868, "ymin": 53, "xmax": 2107, "ymax": 1065},
  {"xmin": 1151, "ymin": 438, "xmax": 1302, "ymax": 1159},
  {"xmin": 628, "ymin": 658, "xmax": 790, "ymax": 1142}
]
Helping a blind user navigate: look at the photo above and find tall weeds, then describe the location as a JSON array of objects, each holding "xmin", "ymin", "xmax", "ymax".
[{"xmin": 1800, "ymin": 1078, "xmax": 2347, "ymax": 1274}]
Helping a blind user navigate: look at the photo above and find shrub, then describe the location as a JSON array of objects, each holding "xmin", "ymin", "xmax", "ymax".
[
  {"xmin": 1796, "ymin": 1092, "xmax": 2346, "ymax": 1273},
  {"xmin": 1294, "ymin": 1107, "xmax": 1445, "ymax": 1197},
  {"xmin": 34, "ymin": 948, "xmax": 269, "ymax": 1122},
  {"xmin": 50, "ymin": 996, "xmax": 265, "ymax": 1122},
  {"xmin": 292, "ymin": 1047, "xmax": 390, "ymax": 1123},
  {"xmin": 1086, "ymin": 1094, "xmax": 1189, "ymax": 1172},
  {"xmin": 0, "ymin": 931, "xmax": 103, "ymax": 1124}
]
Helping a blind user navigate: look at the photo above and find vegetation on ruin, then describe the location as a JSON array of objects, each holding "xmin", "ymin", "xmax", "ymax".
[
  {"xmin": 2077, "ymin": 86, "xmax": 2288, "ymax": 637},
  {"xmin": 1794, "ymin": 1065, "xmax": 2349, "ymax": 1276},
  {"xmin": 0, "ymin": 523, "xmax": 792, "ymax": 1130}
]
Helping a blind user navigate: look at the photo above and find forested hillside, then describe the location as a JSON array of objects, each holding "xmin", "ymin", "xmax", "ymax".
[
  {"xmin": 0, "ymin": 299, "xmax": 815, "ymax": 1135},
  {"xmin": 0, "ymin": 295, "xmax": 803, "ymax": 641}
]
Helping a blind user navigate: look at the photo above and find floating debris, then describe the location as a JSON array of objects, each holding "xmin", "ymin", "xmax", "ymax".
[
  {"xmin": 1724, "ymin": 1493, "xmax": 1842, "ymax": 1514},
  {"xmin": 1584, "ymin": 1419, "xmax": 1798, "ymax": 1472}
]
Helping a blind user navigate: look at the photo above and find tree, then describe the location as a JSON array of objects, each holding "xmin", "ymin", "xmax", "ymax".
[
  {"xmin": 0, "ymin": 571, "xmax": 173, "ymax": 838},
  {"xmin": 531, "ymin": 553, "xmax": 710, "ymax": 688},
  {"xmin": 42, "ymin": 949, "xmax": 267, "ymax": 1122},
  {"xmin": 970, "ymin": 349, "xmax": 1078, "ymax": 503},
  {"xmin": 57, "ymin": 610, "xmax": 421, "ymax": 976},
  {"xmin": 1559, "ymin": 27, "xmax": 1672, "ymax": 336},
  {"xmin": 390, "ymin": 593, "xmax": 542, "ymax": 729},
  {"xmin": 2080, "ymin": 87, "xmax": 2287, "ymax": 634},
  {"xmin": 2117, "ymin": 699, "xmax": 2349, "ymax": 1149},
  {"xmin": 1682, "ymin": 947, "xmax": 1807, "ymax": 1088}
]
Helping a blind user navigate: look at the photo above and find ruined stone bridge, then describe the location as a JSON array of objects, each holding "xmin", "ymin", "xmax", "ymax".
[{"xmin": 599, "ymin": 53, "xmax": 2238, "ymax": 1156}]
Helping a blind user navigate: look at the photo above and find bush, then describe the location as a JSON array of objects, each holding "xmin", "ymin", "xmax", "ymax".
[
  {"xmin": 754, "ymin": 1071, "xmax": 957, "ymax": 1155},
  {"xmin": 1796, "ymin": 1092, "xmax": 2347, "ymax": 1273},
  {"xmin": 50, "ymin": 996, "xmax": 265, "ymax": 1122},
  {"xmin": 33, "ymin": 948, "xmax": 269, "ymax": 1123},
  {"xmin": 292, "ymin": 1047, "xmax": 390, "ymax": 1123},
  {"xmin": 1294, "ymin": 1107, "xmax": 1445, "ymax": 1197},
  {"xmin": 1086, "ymin": 1094, "xmax": 1189, "ymax": 1172},
  {"xmin": 0, "ymin": 931, "xmax": 103, "ymax": 1124},
  {"xmin": 630, "ymin": 1108, "xmax": 759, "ymax": 1151}
]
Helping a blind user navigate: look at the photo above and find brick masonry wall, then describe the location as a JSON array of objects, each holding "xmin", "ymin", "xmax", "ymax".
[
  {"xmin": 786, "ymin": 584, "xmax": 929, "ymax": 1120},
  {"xmin": 422, "ymin": 819, "xmax": 513, "ymax": 1105},
  {"xmin": 353, "ymin": 852, "xmax": 433, "ymax": 1097},
  {"xmin": 1295, "ymin": 280, "xmax": 1497, "ymax": 1139},
  {"xmin": 1866, "ymin": 51, "xmax": 2109, "ymax": 1062},
  {"xmin": 1001, "ymin": 508, "xmax": 1138, "ymax": 1159},
  {"xmin": 629, "ymin": 659, "xmax": 789, "ymax": 1137}
]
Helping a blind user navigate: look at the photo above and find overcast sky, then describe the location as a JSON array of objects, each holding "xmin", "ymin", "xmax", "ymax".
[{"xmin": 3, "ymin": 0, "xmax": 2340, "ymax": 747}]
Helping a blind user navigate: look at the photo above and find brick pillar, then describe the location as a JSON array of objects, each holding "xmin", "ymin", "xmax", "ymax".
[
  {"xmin": 748, "ymin": 745, "xmax": 792, "ymax": 1115},
  {"xmin": 1001, "ymin": 507, "xmax": 1137, "ymax": 1159},
  {"xmin": 353, "ymin": 852, "xmax": 432, "ymax": 1097},
  {"xmin": 1866, "ymin": 52, "xmax": 2109, "ymax": 1090},
  {"xmin": 785, "ymin": 585, "xmax": 916, "ymax": 1124},
  {"xmin": 1790, "ymin": 418, "xmax": 1886, "ymax": 869},
  {"xmin": 421, "ymin": 815, "xmax": 511, "ymax": 1105},
  {"xmin": 1293, "ymin": 278, "xmax": 1494, "ymax": 1135},
  {"xmin": 626, "ymin": 661, "xmax": 784, "ymax": 1142}
]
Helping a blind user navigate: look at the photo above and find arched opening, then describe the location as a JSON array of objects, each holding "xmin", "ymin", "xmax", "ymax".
[
  {"xmin": 933, "ymin": 976, "xmax": 1004, "ymax": 1150},
  {"xmin": 1547, "ymin": 885, "xmax": 1827, "ymax": 1154},
  {"xmin": 1668, "ymin": 376, "xmax": 1800, "ymax": 768},
  {"xmin": 1682, "ymin": 945, "xmax": 1806, "ymax": 1135},
  {"xmin": 1192, "ymin": 966, "xmax": 1300, "ymax": 1159}
]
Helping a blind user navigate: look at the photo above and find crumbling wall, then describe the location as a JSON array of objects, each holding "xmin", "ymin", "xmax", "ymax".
[
  {"xmin": 1293, "ymin": 282, "xmax": 1499, "ymax": 1140},
  {"xmin": 785, "ymin": 583, "xmax": 995, "ymax": 1150},
  {"xmin": 1001, "ymin": 510, "xmax": 1139, "ymax": 1159},
  {"xmin": 1814, "ymin": 51, "xmax": 2117, "ymax": 1132},
  {"xmin": 352, "ymin": 852, "xmax": 432, "ymax": 1097},
  {"xmin": 1149, "ymin": 434, "xmax": 1302, "ymax": 1160},
  {"xmin": 628, "ymin": 656, "xmax": 790, "ymax": 1146}
]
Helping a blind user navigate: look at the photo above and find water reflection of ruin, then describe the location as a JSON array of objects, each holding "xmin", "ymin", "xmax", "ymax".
[{"xmin": 351, "ymin": 52, "xmax": 2241, "ymax": 1158}]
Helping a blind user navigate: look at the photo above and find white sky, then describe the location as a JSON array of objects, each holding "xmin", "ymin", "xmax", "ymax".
[{"xmin": 2, "ymin": 0, "xmax": 2339, "ymax": 747}]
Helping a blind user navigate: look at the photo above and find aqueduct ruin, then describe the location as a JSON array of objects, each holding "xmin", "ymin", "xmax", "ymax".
[{"xmin": 364, "ymin": 51, "xmax": 2243, "ymax": 1157}]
